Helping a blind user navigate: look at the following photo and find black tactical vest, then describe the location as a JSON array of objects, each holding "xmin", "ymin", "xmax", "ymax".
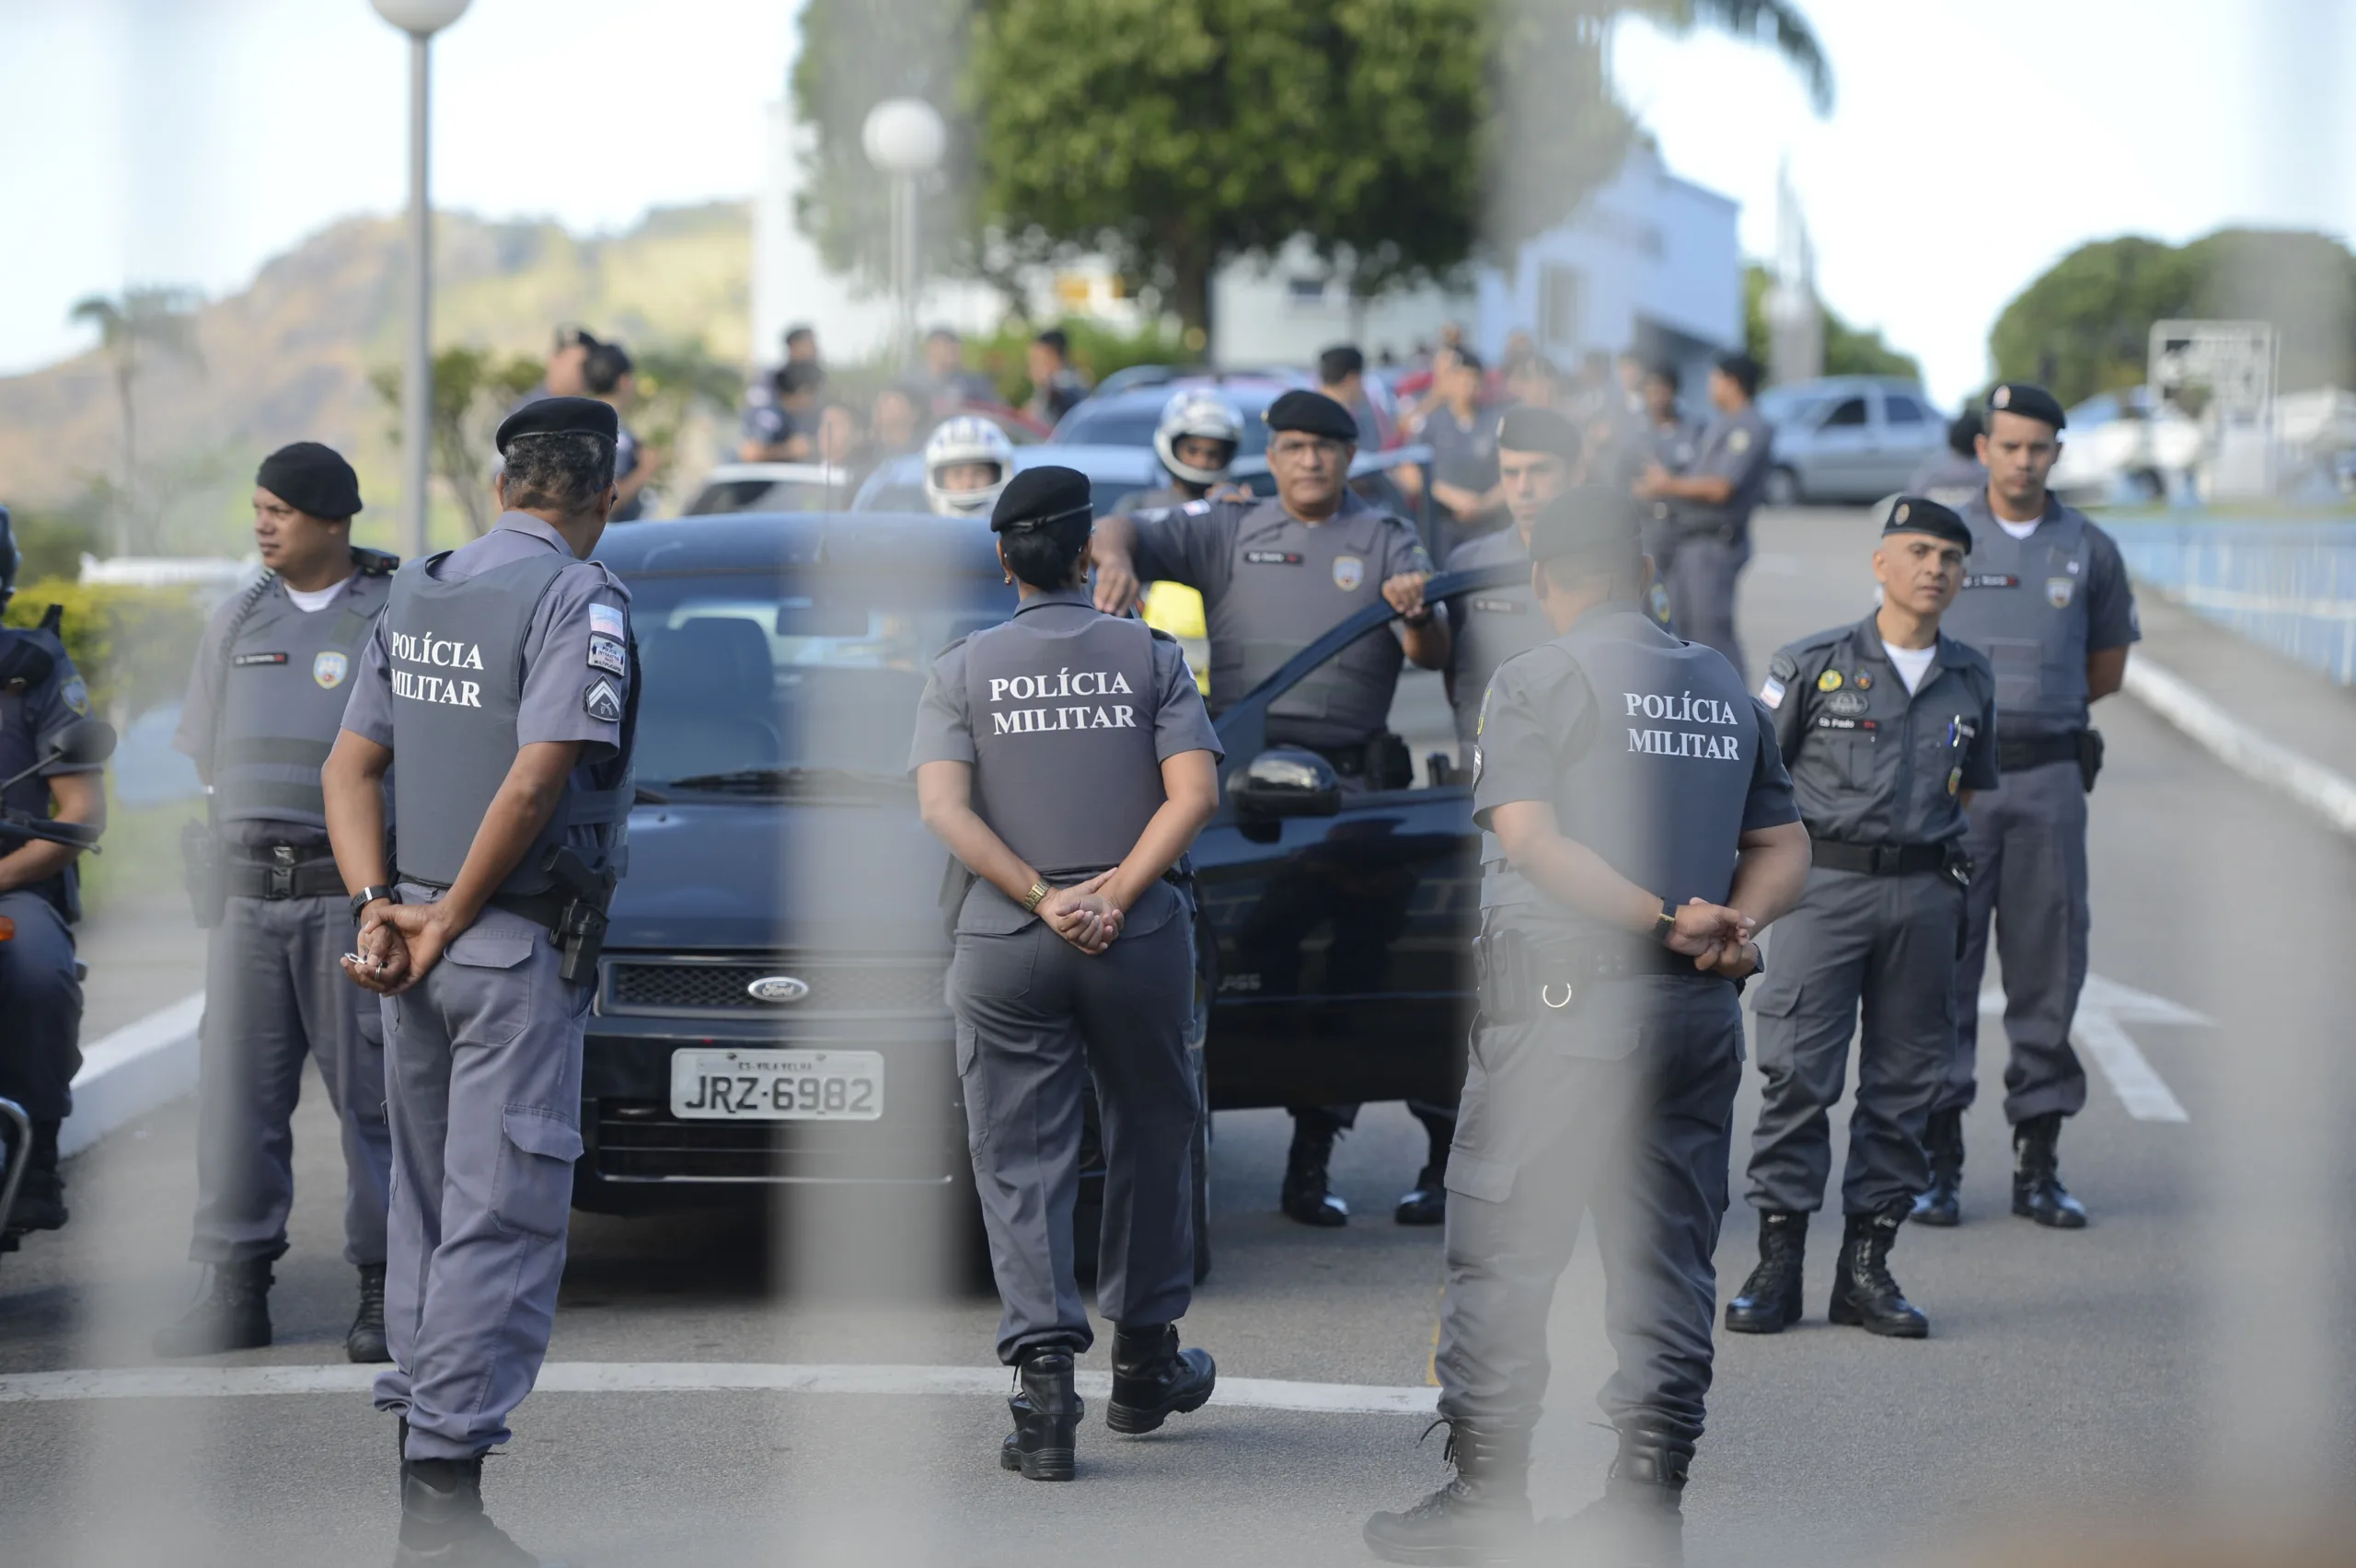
[
  {"xmin": 1487, "ymin": 610, "xmax": 1756, "ymax": 939},
  {"xmin": 212, "ymin": 574, "xmax": 390, "ymax": 827},
  {"xmin": 963, "ymin": 607, "xmax": 1163, "ymax": 878},
  {"xmin": 384, "ymin": 553, "xmax": 632, "ymax": 894}
]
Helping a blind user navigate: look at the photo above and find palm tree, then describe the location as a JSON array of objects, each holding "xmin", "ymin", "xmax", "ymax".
[{"xmin": 67, "ymin": 285, "xmax": 203, "ymax": 554}]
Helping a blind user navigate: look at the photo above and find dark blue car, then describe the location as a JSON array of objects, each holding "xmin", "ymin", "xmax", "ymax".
[{"xmin": 583, "ymin": 513, "xmax": 1519, "ymax": 1272}]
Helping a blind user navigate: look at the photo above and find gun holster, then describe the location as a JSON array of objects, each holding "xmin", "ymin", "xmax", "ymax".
[
  {"xmin": 539, "ymin": 847, "xmax": 618, "ymax": 986},
  {"xmin": 1473, "ymin": 927, "xmax": 1530, "ymax": 1026},
  {"xmin": 180, "ymin": 821, "xmax": 227, "ymax": 928},
  {"xmin": 1941, "ymin": 841, "xmax": 1974, "ymax": 892},
  {"xmin": 2076, "ymin": 728, "xmax": 2105, "ymax": 794}
]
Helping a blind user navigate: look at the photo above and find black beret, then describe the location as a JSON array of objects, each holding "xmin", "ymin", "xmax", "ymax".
[
  {"xmin": 1877, "ymin": 495, "xmax": 1972, "ymax": 550},
  {"xmin": 1495, "ymin": 407, "xmax": 1580, "ymax": 463},
  {"xmin": 991, "ymin": 465, "xmax": 1093, "ymax": 535},
  {"xmin": 255, "ymin": 442, "xmax": 363, "ymax": 522},
  {"xmin": 1264, "ymin": 389, "xmax": 1358, "ymax": 444},
  {"xmin": 1526, "ymin": 486, "xmax": 1641, "ymax": 564},
  {"xmin": 495, "ymin": 395, "xmax": 618, "ymax": 456},
  {"xmin": 1985, "ymin": 381, "xmax": 2066, "ymax": 431}
]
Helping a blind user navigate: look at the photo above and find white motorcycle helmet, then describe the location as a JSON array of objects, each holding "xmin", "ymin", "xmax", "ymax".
[
  {"xmin": 923, "ymin": 415, "xmax": 1015, "ymax": 517},
  {"xmin": 1152, "ymin": 389, "xmax": 1243, "ymax": 487}
]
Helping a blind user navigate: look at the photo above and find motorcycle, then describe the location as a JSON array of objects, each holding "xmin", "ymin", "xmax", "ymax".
[{"xmin": 0, "ymin": 717, "xmax": 116, "ymax": 1262}]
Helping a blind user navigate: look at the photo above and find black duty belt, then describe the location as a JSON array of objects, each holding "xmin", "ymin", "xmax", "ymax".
[
  {"xmin": 1997, "ymin": 732, "xmax": 2082, "ymax": 773},
  {"xmin": 225, "ymin": 847, "xmax": 344, "ymax": 902},
  {"xmin": 1476, "ymin": 928, "xmax": 1731, "ymax": 1025},
  {"xmin": 1808, "ymin": 839, "xmax": 1948, "ymax": 877}
]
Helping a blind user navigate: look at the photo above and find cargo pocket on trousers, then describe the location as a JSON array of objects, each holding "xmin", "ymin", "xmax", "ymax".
[
  {"xmin": 1443, "ymin": 1149, "xmax": 1515, "ymax": 1204},
  {"xmin": 493, "ymin": 1106, "xmax": 583, "ymax": 1239},
  {"xmin": 445, "ymin": 929, "xmax": 537, "ymax": 1046}
]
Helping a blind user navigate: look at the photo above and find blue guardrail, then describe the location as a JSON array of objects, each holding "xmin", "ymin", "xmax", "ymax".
[{"xmin": 2107, "ymin": 518, "xmax": 2356, "ymax": 686}]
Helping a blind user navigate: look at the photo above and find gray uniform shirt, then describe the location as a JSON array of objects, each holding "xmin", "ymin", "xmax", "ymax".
[
  {"xmin": 908, "ymin": 588, "xmax": 1218, "ymax": 930},
  {"xmin": 1441, "ymin": 525, "xmax": 1542, "ymax": 745},
  {"xmin": 1422, "ymin": 404, "xmax": 1501, "ymax": 497},
  {"xmin": 341, "ymin": 513, "xmax": 632, "ymax": 868},
  {"xmin": 1937, "ymin": 495, "xmax": 2139, "ymax": 739},
  {"xmin": 1126, "ymin": 490, "xmax": 1434, "ymax": 744},
  {"xmin": 1761, "ymin": 615, "xmax": 1999, "ymax": 846},
  {"xmin": 1669, "ymin": 405, "xmax": 1774, "ymax": 543}
]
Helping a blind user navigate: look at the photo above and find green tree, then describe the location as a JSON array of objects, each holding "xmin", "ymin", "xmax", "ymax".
[
  {"xmin": 793, "ymin": 0, "xmax": 1831, "ymax": 339},
  {"xmin": 369, "ymin": 348, "xmax": 543, "ymax": 537},
  {"xmin": 1742, "ymin": 264, "xmax": 1922, "ymax": 381},
  {"xmin": 65, "ymin": 285, "xmax": 204, "ymax": 554}
]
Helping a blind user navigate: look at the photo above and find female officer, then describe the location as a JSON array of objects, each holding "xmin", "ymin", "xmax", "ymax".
[{"xmin": 909, "ymin": 465, "xmax": 1224, "ymax": 1482}]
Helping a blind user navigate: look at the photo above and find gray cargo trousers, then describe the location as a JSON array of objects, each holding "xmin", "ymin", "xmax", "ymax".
[
  {"xmin": 374, "ymin": 886, "xmax": 587, "ymax": 1462},
  {"xmin": 1747, "ymin": 867, "xmax": 1962, "ymax": 1216},
  {"xmin": 191, "ymin": 891, "xmax": 392, "ymax": 1267},
  {"xmin": 1943, "ymin": 757, "xmax": 2090, "ymax": 1123},
  {"xmin": 949, "ymin": 880, "xmax": 1199, "ymax": 1366},
  {"xmin": 1437, "ymin": 974, "xmax": 1743, "ymax": 1450}
]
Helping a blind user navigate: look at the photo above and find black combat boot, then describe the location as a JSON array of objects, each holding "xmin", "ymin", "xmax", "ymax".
[
  {"xmin": 1827, "ymin": 1205, "xmax": 1929, "ymax": 1338},
  {"xmin": 1280, "ymin": 1118, "xmax": 1348, "ymax": 1227},
  {"xmin": 1394, "ymin": 1162, "xmax": 1447, "ymax": 1227},
  {"xmin": 1722, "ymin": 1210, "xmax": 1806, "ymax": 1333},
  {"xmin": 2012, "ymin": 1113, "xmax": 2088, "ymax": 1228},
  {"xmin": 999, "ymin": 1348, "xmax": 1083, "ymax": 1481},
  {"xmin": 1106, "ymin": 1322, "xmax": 1216, "ymax": 1435},
  {"xmin": 1911, "ymin": 1109, "xmax": 1964, "ymax": 1227},
  {"xmin": 152, "ymin": 1257, "xmax": 274, "ymax": 1356},
  {"xmin": 1362, "ymin": 1420, "xmax": 1531, "ymax": 1565},
  {"xmin": 5, "ymin": 1119, "xmax": 67, "ymax": 1233},
  {"xmin": 348, "ymin": 1262, "xmax": 391, "ymax": 1364},
  {"xmin": 395, "ymin": 1455, "xmax": 552, "ymax": 1566},
  {"xmin": 1545, "ymin": 1423, "xmax": 1689, "ymax": 1568}
]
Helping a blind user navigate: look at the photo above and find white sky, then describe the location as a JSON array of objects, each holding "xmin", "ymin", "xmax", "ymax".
[{"xmin": 3, "ymin": 0, "xmax": 2350, "ymax": 403}]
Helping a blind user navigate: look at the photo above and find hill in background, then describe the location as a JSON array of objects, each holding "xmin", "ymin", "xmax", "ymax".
[{"xmin": 0, "ymin": 202, "xmax": 754, "ymax": 558}]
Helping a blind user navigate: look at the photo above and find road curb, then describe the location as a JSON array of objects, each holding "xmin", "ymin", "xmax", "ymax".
[
  {"xmin": 2124, "ymin": 657, "xmax": 2356, "ymax": 840},
  {"xmin": 60, "ymin": 992, "xmax": 204, "ymax": 1159}
]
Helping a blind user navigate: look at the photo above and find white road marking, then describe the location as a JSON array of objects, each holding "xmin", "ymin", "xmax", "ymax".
[
  {"xmin": 1978, "ymin": 973, "xmax": 2208, "ymax": 1124},
  {"xmin": 0, "ymin": 1362, "xmax": 1439, "ymax": 1415},
  {"xmin": 2125, "ymin": 657, "xmax": 2356, "ymax": 839}
]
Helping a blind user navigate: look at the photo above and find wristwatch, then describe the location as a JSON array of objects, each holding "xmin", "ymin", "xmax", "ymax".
[
  {"xmin": 349, "ymin": 885, "xmax": 398, "ymax": 921},
  {"xmin": 1649, "ymin": 901, "xmax": 1676, "ymax": 946},
  {"xmin": 1021, "ymin": 880, "xmax": 1051, "ymax": 914}
]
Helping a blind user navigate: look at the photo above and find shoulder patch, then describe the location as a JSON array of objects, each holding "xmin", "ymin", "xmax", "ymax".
[
  {"xmin": 588, "ymin": 603, "xmax": 626, "ymax": 641},
  {"xmin": 583, "ymin": 678, "xmax": 623, "ymax": 723},
  {"xmin": 61, "ymin": 676, "xmax": 90, "ymax": 715},
  {"xmin": 1181, "ymin": 499, "xmax": 1212, "ymax": 516}
]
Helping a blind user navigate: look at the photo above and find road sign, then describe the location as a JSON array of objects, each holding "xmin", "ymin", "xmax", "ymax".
[{"xmin": 2148, "ymin": 319, "xmax": 2276, "ymax": 420}]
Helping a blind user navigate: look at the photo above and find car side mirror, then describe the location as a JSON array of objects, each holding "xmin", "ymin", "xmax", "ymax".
[
  {"xmin": 44, "ymin": 718, "xmax": 117, "ymax": 769},
  {"xmin": 1233, "ymin": 748, "xmax": 1341, "ymax": 821}
]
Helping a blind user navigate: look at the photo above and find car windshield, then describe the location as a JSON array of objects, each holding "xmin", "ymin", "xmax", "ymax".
[
  {"xmin": 856, "ymin": 472, "xmax": 1158, "ymax": 516},
  {"xmin": 621, "ymin": 568, "xmax": 1014, "ymax": 789},
  {"xmin": 1055, "ymin": 397, "xmax": 1275, "ymax": 455},
  {"xmin": 683, "ymin": 478, "xmax": 857, "ymax": 516}
]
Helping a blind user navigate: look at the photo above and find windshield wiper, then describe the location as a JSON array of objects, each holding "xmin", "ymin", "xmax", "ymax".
[{"xmin": 661, "ymin": 766, "xmax": 913, "ymax": 796}]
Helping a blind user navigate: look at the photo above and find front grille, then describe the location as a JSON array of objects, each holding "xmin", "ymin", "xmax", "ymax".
[
  {"xmin": 590, "ymin": 1100, "xmax": 953, "ymax": 1183},
  {"xmin": 604, "ymin": 954, "xmax": 949, "ymax": 1018}
]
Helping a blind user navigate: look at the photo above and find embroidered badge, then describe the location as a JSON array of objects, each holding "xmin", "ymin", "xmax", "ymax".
[
  {"xmin": 589, "ymin": 604, "xmax": 625, "ymax": 640},
  {"xmin": 1759, "ymin": 677, "xmax": 1786, "ymax": 710},
  {"xmin": 2046, "ymin": 577, "xmax": 2075, "ymax": 608},
  {"xmin": 1333, "ymin": 555, "xmax": 1365, "ymax": 591},
  {"xmin": 584, "ymin": 678, "xmax": 623, "ymax": 722},
  {"xmin": 587, "ymin": 636, "xmax": 627, "ymax": 676},
  {"xmin": 312, "ymin": 651, "xmax": 349, "ymax": 689},
  {"xmin": 1817, "ymin": 669, "xmax": 1843, "ymax": 693},
  {"xmin": 62, "ymin": 676, "xmax": 89, "ymax": 715}
]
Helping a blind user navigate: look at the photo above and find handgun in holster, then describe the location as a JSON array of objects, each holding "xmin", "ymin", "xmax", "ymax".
[
  {"xmin": 2076, "ymin": 728, "xmax": 2105, "ymax": 794},
  {"xmin": 539, "ymin": 846, "xmax": 618, "ymax": 985},
  {"xmin": 180, "ymin": 819, "xmax": 227, "ymax": 928},
  {"xmin": 1940, "ymin": 841, "xmax": 1974, "ymax": 892},
  {"xmin": 1472, "ymin": 925, "xmax": 1530, "ymax": 1025}
]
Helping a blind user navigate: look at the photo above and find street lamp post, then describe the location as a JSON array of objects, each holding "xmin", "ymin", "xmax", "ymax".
[
  {"xmin": 860, "ymin": 98, "xmax": 947, "ymax": 366},
  {"xmin": 371, "ymin": 0, "xmax": 472, "ymax": 560}
]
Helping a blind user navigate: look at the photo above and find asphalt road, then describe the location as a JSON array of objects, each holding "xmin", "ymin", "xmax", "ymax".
[{"xmin": 5, "ymin": 505, "xmax": 2353, "ymax": 1567}]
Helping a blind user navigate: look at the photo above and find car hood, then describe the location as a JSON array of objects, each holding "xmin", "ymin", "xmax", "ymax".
[{"xmin": 609, "ymin": 798, "xmax": 952, "ymax": 955}]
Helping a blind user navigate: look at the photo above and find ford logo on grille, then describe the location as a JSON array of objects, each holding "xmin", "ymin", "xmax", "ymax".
[{"xmin": 746, "ymin": 975, "xmax": 812, "ymax": 1004}]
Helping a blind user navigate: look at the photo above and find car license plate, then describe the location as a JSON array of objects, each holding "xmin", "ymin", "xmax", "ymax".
[{"xmin": 669, "ymin": 1048, "xmax": 884, "ymax": 1121}]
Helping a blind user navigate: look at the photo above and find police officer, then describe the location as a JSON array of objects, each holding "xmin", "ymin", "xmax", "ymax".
[
  {"xmin": 1442, "ymin": 408, "xmax": 1581, "ymax": 767},
  {"xmin": 1727, "ymin": 498, "xmax": 1998, "ymax": 1342},
  {"xmin": 911, "ymin": 465, "xmax": 1221, "ymax": 1482},
  {"xmin": 1634, "ymin": 352, "xmax": 1774, "ymax": 683},
  {"xmin": 1639, "ymin": 361, "xmax": 1700, "ymax": 474},
  {"xmin": 0, "ymin": 506, "xmax": 106, "ymax": 1251},
  {"xmin": 1364, "ymin": 487, "xmax": 1809, "ymax": 1567},
  {"xmin": 1909, "ymin": 407, "xmax": 1988, "ymax": 509},
  {"xmin": 1116, "ymin": 389, "xmax": 1244, "ymax": 514},
  {"xmin": 1925, "ymin": 383, "xmax": 2138, "ymax": 1229},
  {"xmin": 153, "ymin": 443, "xmax": 398, "ymax": 1360},
  {"xmin": 1090, "ymin": 389, "xmax": 1452, "ymax": 1228},
  {"xmin": 323, "ymin": 396, "xmax": 635, "ymax": 1567}
]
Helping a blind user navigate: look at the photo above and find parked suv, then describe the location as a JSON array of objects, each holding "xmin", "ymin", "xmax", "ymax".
[{"xmin": 1754, "ymin": 375, "xmax": 1948, "ymax": 504}]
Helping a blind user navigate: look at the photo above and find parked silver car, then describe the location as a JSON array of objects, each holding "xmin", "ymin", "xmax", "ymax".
[{"xmin": 1754, "ymin": 376, "xmax": 1949, "ymax": 505}]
